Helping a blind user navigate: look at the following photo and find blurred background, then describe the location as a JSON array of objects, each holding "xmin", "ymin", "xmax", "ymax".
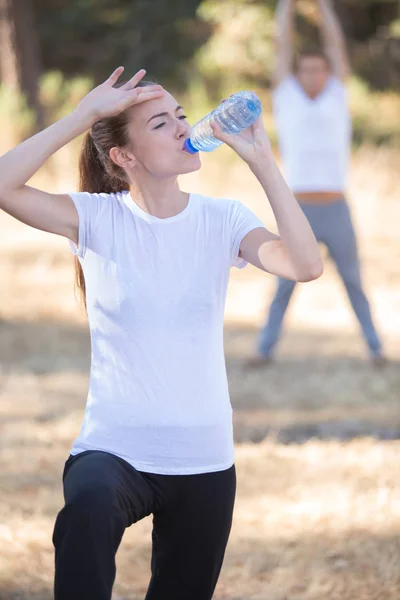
[{"xmin": 0, "ymin": 0, "xmax": 400, "ymax": 598}]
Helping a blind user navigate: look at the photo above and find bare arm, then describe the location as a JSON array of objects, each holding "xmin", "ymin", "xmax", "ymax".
[
  {"xmin": 318, "ymin": 0, "xmax": 350, "ymax": 81},
  {"xmin": 0, "ymin": 112, "xmax": 91, "ymax": 244},
  {"xmin": 0, "ymin": 68, "xmax": 164, "ymax": 244},
  {"xmin": 273, "ymin": 0, "xmax": 296, "ymax": 87},
  {"xmin": 239, "ymin": 152, "xmax": 323, "ymax": 282},
  {"xmin": 211, "ymin": 118, "xmax": 323, "ymax": 282}
]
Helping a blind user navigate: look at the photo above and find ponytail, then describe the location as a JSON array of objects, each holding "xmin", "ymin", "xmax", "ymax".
[
  {"xmin": 73, "ymin": 80, "xmax": 155, "ymax": 308},
  {"xmin": 74, "ymin": 132, "xmax": 129, "ymax": 308},
  {"xmin": 78, "ymin": 131, "xmax": 128, "ymax": 194}
]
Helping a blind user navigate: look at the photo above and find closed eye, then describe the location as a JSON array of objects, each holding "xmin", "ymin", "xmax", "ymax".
[{"xmin": 153, "ymin": 115, "xmax": 187, "ymax": 130}]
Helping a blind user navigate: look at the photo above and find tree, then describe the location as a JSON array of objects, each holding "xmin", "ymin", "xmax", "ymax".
[
  {"xmin": 35, "ymin": 0, "xmax": 211, "ymax": 90},
  {"xmin": 195, "ymin": 0, "xmax": 400, "ymax": 93},
  {"xmin": 0, "ymin": 0, "xmax": 43, "ymax": 126}
]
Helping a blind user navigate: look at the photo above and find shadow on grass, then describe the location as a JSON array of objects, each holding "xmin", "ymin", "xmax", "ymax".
[
  {"xmin": 217, "ymin": 530, "xmax": 400, "ymax": 600},
  {"xmin": 0, "ymin": 317, "xmax": 90, "ymax": 375},
  {"xmin": 1, "ymin": 530, "xmax": 399, "ymax": 600},
  {"xmin": 0, "ymin": 588, "xmax": 52, "ymax": 600},
  {"xmin": 0, "ymin": 318, "xmax": 399, "ymax": 443},
  {"xmin": 224, "ymin": 323, "xmax": 400, "ymax": 443}
]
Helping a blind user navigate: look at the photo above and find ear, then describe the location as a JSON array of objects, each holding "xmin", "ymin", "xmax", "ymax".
[{"xmin": 109, "ymin": 146, "xmax": 137, "ymax": 170}]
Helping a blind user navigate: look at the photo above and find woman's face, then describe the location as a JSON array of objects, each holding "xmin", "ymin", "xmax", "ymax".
[{"xmin": 126, "ymin": 90, "xmax": 202, "ymax": 178}]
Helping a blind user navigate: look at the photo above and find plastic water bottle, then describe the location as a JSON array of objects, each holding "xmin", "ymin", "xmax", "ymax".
[{"xmin": 183, "ymin": 91, "xmax": 262, "ymax": 154}]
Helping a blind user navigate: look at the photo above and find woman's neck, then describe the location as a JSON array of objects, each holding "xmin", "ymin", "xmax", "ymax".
[{"xmin": 129, "ymin": 178, "xmax": 188, "ymax": 219}]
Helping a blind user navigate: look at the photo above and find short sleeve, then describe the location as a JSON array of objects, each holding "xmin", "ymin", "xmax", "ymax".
[
  {"xmin": 327, "ymin": 76, "xmax": 347, "ymax": 101},
  {"xmin": 229, "ymin": 200, "xmax": 265, "ymax": 269},
  {"xmin": 67, "ymin": 192, "xmax": 106, "ymax": 259}
]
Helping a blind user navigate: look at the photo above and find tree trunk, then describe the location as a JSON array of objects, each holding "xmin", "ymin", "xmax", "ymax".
[
  {"xmin": 0, "ymin": 0, "xmax": 43, "ymax": 128},
  {"xmin": 0, "ymin": 0, "xmax": 20, "ymax": 88}
]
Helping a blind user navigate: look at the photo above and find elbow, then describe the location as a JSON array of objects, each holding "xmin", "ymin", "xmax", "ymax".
[{"xmin": 297, "ymin": 259, "xmax": 324, "ymax": 283}]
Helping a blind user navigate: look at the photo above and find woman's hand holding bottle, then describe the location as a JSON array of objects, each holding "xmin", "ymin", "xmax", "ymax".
[{"xmin": 211, "ymin": 111, "xmax": 272, "ymax": 169}]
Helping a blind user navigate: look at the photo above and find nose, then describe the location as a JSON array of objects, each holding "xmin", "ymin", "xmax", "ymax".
[{"xmin": 175, "ymin": 118, "xmax": 188, "ymax": 140}]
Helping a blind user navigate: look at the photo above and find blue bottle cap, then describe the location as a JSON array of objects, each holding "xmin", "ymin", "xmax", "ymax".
[
  {"xmin": 246, "ymin": 100, "xmax": 258, "ymax": 112},
  {"xmin": 183, "ymin": 138, "xmax": 199, "ymax": 154}
]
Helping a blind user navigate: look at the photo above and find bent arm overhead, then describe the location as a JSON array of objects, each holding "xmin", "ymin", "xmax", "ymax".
[
  {"xmin": 0, "ymin": 68, "xmax": 164, "ymax": 245},
  {"xmin": 0, "ymin": 112, "xmax": 91, "ymax": 244},
  {"xmin": 210, "ymin": 109, "xmax": 323, "ymax": 283},
  {"xmin": 239, "ymin": 149, "xmax": 323, "ymax": 283},
  {"xmin": 273, "ymin": 0, "xmax": 296, "ymax": 87},
  {"xmin": 318, "ymin": 0, "xmax": 350, "ymax": 81}
]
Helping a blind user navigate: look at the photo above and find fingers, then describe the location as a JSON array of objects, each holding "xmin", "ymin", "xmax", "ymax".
[
  {"xmin": 117, "ymin": 87, "xmax": 164, "ymax": 112},
  {"xmin": 137, "ymin": 84, "xmax": 164, "ymax": 95},
  {"xmin": 210, "ymin": 121, "xmax": 227, "ymax": 142},
  {"xmin": 132, "ymin": 88, "xmax": 165, "ymax": 104},
  {"xmin": 211, "ymin": 121, "xmax": 237, "ymax": 149},
  {"xmin": 220, "ymin": 94, "xmax": 234, "ymax": 104},
  {"xmin": 106, "ymin": 66, "xmax": 125, "ymax": 85},
  {"xmin": 120, "ymin": 69, "xmax": 147, "ymax": 91}
]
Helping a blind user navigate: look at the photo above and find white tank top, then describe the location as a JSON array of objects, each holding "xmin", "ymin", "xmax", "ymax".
[
  {"xmin": 68, "ymin": 190, "xmax": 264, "ymax": 475},
  {"xmin": 273, "ymin": 76, "xmax": 352, "ymax": 193}
]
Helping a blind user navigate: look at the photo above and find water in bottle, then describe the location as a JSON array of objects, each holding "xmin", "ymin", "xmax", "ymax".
[{"xmin": 183, "ymin": 91, "xmax": 262, "ymax": 154}]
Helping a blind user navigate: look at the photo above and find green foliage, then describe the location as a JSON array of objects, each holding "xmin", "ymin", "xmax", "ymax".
[
  {"xmin": 29, "ymin": 0, "xmax": 400, "ymax": 94},
  {"xmin": 348, "ymin": 77, "xmax": 400, "ymax": 147},
  {"xmin": 40, "ymin": 71, "xmax": 92, "ymax": 122},
  {"xmin": 34, "ymin": 0, "xmax": 210, "ymax": 89},
  {"xmin": 0, "ymin": 86, "xmax": 34, "ymax": 150},
  {"xmin": 2, "ymin": 0, "xmax": 399, "ymax": 148},
  {"xmin": 390, "ymin": 19, "xmax": 400, "ymax": 37},
  {"xmin": 195, "ymin": 0, "xmax": 275, "ymax": 99}
]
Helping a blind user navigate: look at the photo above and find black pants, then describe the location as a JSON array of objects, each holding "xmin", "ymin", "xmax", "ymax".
[{"xmin": 52, "ymin": 450, "xmax": 236, "ymax": 600}]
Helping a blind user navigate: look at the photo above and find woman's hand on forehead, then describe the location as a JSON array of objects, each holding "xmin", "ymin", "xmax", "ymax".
[{"xmin": 75, "ymin": 67, "xmax": 165, "ymax": 125}]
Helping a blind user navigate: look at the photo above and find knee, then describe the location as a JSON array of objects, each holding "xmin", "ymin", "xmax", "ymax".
[
  {"xmin": 60, "ymin": 484, "xmax": 118, "ymax": 528},
  {"xmin": 53, "ymin": 484, "xmax": 119, "ymax": 547},
  {"xmin": 53, "ymin": 484, "xmax": 124, "ymax": 552},
  {"xmin": 71, "ymin": 484, "xmax": 116, "ymax": 515}
]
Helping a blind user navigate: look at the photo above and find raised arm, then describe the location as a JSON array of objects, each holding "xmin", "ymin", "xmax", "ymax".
[
  {"xmin": 211, "ymin": 116, "xmax": 323, "ymax": 283},
  {"xmin": 0, "ymin": 68, "xmax": 163, "ymax": 244},
  {"xmin": 273, "ymin": 0, "xmax": 296, "ymax": 87},
  {"xmin": 317, "ymin": 0, "xmax": 350, "ymax": 81},
  {"xmin": 0, "ymin": 112, "xmax": 89, "ymax": 244}
]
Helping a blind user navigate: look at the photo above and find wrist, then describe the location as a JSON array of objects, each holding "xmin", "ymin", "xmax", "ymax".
[
  {"xmin": 247, "ymin": 145, "xmax": 275, "ymax": 173},
  {"xmin": 70, "ymin": 106, "xmax": 96, "ymax": 131}
]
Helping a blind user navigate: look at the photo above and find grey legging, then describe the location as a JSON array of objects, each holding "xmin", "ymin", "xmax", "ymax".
[{"xmin": 259, "ymin": 198, "xmax": 382, "ymax": 357}]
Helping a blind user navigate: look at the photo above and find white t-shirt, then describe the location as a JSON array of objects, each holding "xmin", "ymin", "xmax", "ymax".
[
  {"xmin": 68, "ymin": 190, "xmax": 264, "ymax": 475},
  {"xmin": 273, "ymin": 76, "xmax": 352, "ymax": 193}
]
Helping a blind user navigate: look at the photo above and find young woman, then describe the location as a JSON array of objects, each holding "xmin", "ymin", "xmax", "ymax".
[{"xmin": 0, "ymin": 67, "xmax": 322, "ymax": 600}]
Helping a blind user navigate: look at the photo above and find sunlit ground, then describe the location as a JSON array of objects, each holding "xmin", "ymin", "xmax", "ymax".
[{"xmin": 0, "ymin": 144, "xmax": 399, "ymax": 599}]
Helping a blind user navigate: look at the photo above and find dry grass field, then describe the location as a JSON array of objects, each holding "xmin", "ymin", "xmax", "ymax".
[{"xmin": 0, "ymin": 143, "xmax": 399, "ymax": 599}]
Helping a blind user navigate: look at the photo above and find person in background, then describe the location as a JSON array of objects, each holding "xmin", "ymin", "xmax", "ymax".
[{"xmin": 248, "ymin": 0, "xmax": 385, "ymax": 368}]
